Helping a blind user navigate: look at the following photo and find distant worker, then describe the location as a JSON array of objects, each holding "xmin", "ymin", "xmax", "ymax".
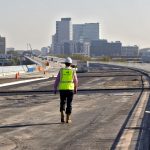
[{"xmin": 54, "ymin": 57, "xmax": 78, "ymax": 123}]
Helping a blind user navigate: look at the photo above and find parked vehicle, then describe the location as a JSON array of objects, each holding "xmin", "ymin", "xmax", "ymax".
[{"xmin": 76, "ymin": 61, "xmax": 89, "ymax": 73}]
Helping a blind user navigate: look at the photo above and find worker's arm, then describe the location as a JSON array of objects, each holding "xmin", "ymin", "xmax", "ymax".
[
  {"xmin": 54, "ymin": 71, "xmax": 60, "ymax": 94},
  {"xmin": 73, "ymin": 72, "xmax": 78, "ymax": 94}
]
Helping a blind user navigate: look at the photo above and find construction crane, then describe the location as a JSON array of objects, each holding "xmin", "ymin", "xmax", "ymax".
[{"xmin": 27, "ymin": 43, "xmax": 33, "ymax": 57}]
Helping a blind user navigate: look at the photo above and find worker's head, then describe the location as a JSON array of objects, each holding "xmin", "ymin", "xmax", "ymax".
[{"xmin": 65, "ymin": 57, "xmax": 72, "ymax": 67}]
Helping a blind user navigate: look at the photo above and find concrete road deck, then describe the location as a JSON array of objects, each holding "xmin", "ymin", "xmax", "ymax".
[
  {"xmin": 0, "ymin": 66, "xmax": 146, "ymax": 149},
  {"xmin": 0, "ymin": 91, "xmax": 140, "ymax": 150}
]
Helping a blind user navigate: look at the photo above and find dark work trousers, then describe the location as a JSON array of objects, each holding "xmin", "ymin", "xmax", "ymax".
[{"xmin": 59, "ymin": 90, "xmax": 74, "ymax": 114}]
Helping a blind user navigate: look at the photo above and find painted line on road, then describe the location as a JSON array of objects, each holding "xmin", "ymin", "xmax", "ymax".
[{"xmin": 0, "ymin": 77, "xmax": 48, "ymax": 87}]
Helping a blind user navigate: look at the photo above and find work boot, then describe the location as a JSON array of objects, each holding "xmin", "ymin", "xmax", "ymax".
[
  {"xmin": 61, "ymin": 111, "xmax": 65, "ymax": 123},
  {"xmin": 66, "ymin": 114, "xmax": 72, "ymax": 123}
]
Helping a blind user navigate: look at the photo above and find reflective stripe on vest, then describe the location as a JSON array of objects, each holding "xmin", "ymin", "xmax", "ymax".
[{"xmin": 58, "ymin": 68, "xmax": 74, "ymax": 90}]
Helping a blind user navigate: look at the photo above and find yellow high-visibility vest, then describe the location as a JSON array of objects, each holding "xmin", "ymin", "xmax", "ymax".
[{"xmin": 59, "ymin": 68, "xmax": 74, "ymax": 90}]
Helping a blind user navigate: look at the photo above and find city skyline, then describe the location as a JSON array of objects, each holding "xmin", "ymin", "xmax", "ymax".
[{"xmin": 0, "ymin": 0, "xmax": 150, "ymax": 50}]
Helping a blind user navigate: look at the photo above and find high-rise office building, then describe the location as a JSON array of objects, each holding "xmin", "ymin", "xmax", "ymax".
[
  {"xmin": 0, "ymin": 36, "xmax": 6, "ymax": 54},
  {"xmin": 121, "ymin": 45, "xmax": 139, "ymax": 57},
  {"xmin": 52, "ymin": 18, "xmax": 72, "ymax": 54},
  {"xmin": 73, "ymin": 23, "xmax": 99, "ymax": 42},
  {"xmin": 62, "ymin": 41, "xmax": 90, "ymax": 56},
  {"xmin": 56, "ymin": 18, "xmax": 72, "ymax": 43},
  {"xmin": 90, "ymin": 40, "xmax": 122, "ymax": 57}
]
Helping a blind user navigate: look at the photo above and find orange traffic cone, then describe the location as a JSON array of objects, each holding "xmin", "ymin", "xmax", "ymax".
[{"xmin": 15, "ymin": 73, "xmax": 19, "ymax": 79}]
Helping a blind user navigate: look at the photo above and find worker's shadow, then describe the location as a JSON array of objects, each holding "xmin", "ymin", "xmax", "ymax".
[{"xmin": 0, "ymin": 122, "xmax": 62, "ymax": 129}]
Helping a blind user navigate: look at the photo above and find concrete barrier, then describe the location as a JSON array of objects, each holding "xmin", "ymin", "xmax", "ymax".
[{"xmin": 0, "ymin": 65, "xmax": 30, "ymax": 76}]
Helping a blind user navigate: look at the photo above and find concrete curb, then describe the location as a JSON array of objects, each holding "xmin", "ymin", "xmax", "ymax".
[{"xmin": 116, "ymin": 91, "xmax": 149, "ymax": 149}]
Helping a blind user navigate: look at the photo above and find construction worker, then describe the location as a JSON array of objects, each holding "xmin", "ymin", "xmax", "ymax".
[{"xmin": 54, "ymin": 57, "xmax": 78, "ymax": 123}]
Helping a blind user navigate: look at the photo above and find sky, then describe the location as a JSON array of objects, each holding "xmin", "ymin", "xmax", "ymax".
[{"xmin": 0, "ymin": 0, "xmax": 150, "ymax": 50}]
